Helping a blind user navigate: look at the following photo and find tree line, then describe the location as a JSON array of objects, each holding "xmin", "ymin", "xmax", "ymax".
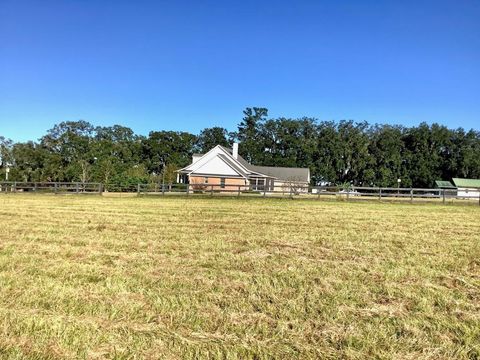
[{"xmin": 1, "ymin": 107, "xmax": 479, "ymax": 188}]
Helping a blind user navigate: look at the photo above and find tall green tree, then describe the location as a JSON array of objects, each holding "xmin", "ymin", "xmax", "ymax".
[
  {"xmin": 335, "ymin": 120, "xmax": 373, "ymax": 185},
  {"xmin": 257, "ymin": 117, "xmax": 318, "ymax": 168},
  {"xmin": 368, "ymin": 125, "xmax": 405, "ymax": 187},
  {"xmin": 235, "ymin": 107, "xmax": 268, "ymax": 163},
  {"xmin": 92, "ymin": 125, "xmax": 145, "ymax": 185},
  {"xmin": 196, "ymin": 127, "xmax": 229, "ymax": 153},
  {"xmin": 0, "ymin": 136, "xmax": 14, "ymax": 181},
  {"xmin": 3, "ymin": 114, "xmax": 480, "ymax": 189},
  {"xmin": 40, "ymin": 120, "xmax": 95, "ymax": 181},
  {"xmin": 142, "ymin": 131, "xmax": 197, "ymax": 175},
  {"xmin": 454, "ymin": 129, "xmax": 480, "ymax": 179},
  {"xmin": 0, "ymin": 136, "xmax": 13, "ymax": 166},
  {"xmin": 9, "ymin": 142, "xmax": 49, "ymax": 181},
  {"xmin": 402, "ymin": 123, "xmax": 445, "ymax": 188}
]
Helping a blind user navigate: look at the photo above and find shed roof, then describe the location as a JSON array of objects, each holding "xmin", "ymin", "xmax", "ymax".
[
  {"xmin": 452, "ymin": 178, "xmax": 480, "ymax": 188},
  {"xmin": 435, "ymin": 180, "xmax": 456, "ymax": 189}
]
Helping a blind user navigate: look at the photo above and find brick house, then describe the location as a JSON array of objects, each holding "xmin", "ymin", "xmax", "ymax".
[{"xmin": 177, "ymin": 143, "xmax": 310, "ymax": 192}]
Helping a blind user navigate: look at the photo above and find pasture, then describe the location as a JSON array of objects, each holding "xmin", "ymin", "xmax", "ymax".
[{"xmin": 0, "ymin": 195, "xmax": 478, "ymax": 359}]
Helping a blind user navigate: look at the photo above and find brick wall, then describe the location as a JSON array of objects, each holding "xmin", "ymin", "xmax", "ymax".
[{"xmin": 189, "ymin": 176, "xmax": 247, "ymax": 191}]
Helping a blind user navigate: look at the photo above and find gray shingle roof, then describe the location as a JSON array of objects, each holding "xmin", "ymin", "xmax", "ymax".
[
  {"xmin": 217, "ymin": 154, "xmax": 250, "ymax": 177},
  {"xmin": 247, "ymin": 165, "xmax": 310, "ymax": 182},
  {"xmin": 219, "ymin": 146, "xmax": 310, "ymax": 182}
]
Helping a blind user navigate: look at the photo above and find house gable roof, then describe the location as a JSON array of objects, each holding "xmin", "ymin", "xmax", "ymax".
[
  {"xmin": 179, "ymin": 145, "xmax": 230, "ymax": 172},
  {"xmin": 179, "ymin": 144, "xmax": 310, "ymax": 183},
  {"xmin": 192, "ymin": 155, "xmax": 246, "ymax": 178},
  {"xmin": 178, "ymin": 145, "xmax": 251, "ymax": 177},
  {"xmin": 247, "ymin": 165, "xmax": 310, "ymax": 182},
  {"xmin": 217, "ymin": 154, "xmax": 251, "ymax": 177},
  {"xmin": 218, "ymin": 146, "xmax": 310, "ymax": 182}
]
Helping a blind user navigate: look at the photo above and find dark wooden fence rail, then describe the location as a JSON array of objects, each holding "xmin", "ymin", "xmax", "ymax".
[
  {"xmin": 1, "ymin": 181, "xmax": 479, "ymax": 205},
  {"xmin": 0, "ymin": 182, "xmax": 102, "ymax": 194},
  {"xmin": 137, "ymin": 183, "xmax": 480, "ymax": 205}
]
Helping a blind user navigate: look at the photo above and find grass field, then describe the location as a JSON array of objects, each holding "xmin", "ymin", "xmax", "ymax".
[{"xmin": 0, "ymin": 195, "xmax": 478, "ymax": 359}]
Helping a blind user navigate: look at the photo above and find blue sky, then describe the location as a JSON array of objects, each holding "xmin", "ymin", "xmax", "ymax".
[{"xmin": 1, "ymin": 0, "xmax": 479, "ymax": 142}]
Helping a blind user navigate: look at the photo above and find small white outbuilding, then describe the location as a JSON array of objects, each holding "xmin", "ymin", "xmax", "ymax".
[{"xmin": 452, "ymin": 178, "xmax": 480, "ymax": 199}]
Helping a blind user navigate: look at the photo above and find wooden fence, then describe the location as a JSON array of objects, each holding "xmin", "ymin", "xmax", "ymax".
[
  {"xmin": 0, "ymin": 182, "xmax": 102, "ymax": 194},
  {"xmin": 137, "ymin": 183, "xmax": 480, "ymax": 205},
  {"xmin": 1, "ymin": 181, "xmax": 479, "ymax": 205}
]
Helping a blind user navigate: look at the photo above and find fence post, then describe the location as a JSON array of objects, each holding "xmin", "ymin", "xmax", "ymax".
[
  {"xmin": 162, "ymin": 184, "xmax": 165, "ymax": 196},
  {"xmin": 237, "ymin": 185, "xmax": 241, "ymax": 197},
  {"xmin": 442, "ymin": 189, "xmax": 446, "ymax": 205},
  {"xmin": 263, "ymin": 184, "xmax": 266, "ymax": 197},
  {"xmin": 13, "ymin": 181, "xmax": 17, "ymax": 193},
  {"xmin": 410, "ymin": 188, "xmax": 413, "ymax": 203},
  {"xmin": 137, "ymin": 184, "xmax": 140, "ymax": 194},
  {"xmin": 186, "ymin": 183, "xmax": 190, "ymax": 196},
  {"xmin": 98, "ymin": 183, "xmax": 103, "ymax": 194},
  {"xmin": 378, "ymin": 188, "xmax": 382, "ymax": 201},
  {"xmin": 346, "ymin": 186, "xmax": 350, "ymax": 201},
  {"xmin": 75, "ymin": 182, "xmax": 79, "ymax": 194},
  {"xmin": 54, "ymin": 182, "xmax": 58, "ymax": 194},
  {"xmin": 34, "ymin": 182, "xmax": 38, "ymax": 192},
  {"xmin": 317, "ymin": 188, "xmax": 321, "ymax": 200},
  {"xmin": 289, "ymin": 186, "xmax": 293, "ymax": 199},
  {"xmin": 211, "ymin": 185, "xmax": 214, "ymax": 196}
]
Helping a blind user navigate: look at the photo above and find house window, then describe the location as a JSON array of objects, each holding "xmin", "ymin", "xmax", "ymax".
[
  {"xmin": 267, "ymin": 179, "xmax": 274, "ymax": 191},
  {"xmin": 204, "ymin": 177, "xmax": 208, "ymax": 184},
  {"xmin": 257, "ymin": 179, "xmax": 265, "ymax": 190},
  {"xmin": 220, "ymin": 178, "xmax": 225, "ymax": 189},
  {"xmin": 251, "ymin": 178, "xmax": 265, "ymax": 191}
]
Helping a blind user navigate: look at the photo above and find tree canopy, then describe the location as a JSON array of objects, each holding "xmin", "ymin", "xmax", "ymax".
[{"xmin": 1, "ymin": 108, "xmax": 479, "ymax": 187}]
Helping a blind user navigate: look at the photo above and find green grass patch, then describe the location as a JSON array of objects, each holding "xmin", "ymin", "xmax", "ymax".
[{"xmin": 0, "ymin": 195, "xmax": 478, "ymax": 359}]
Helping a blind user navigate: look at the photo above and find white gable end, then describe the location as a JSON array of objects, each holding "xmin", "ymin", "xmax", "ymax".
[
  {"xmin": 192, "ymin": 156, "xmax": 242, "ymax": 177},
  {"xmin": 183, "ymin": 146, "xmax": 225, "ymax": 172}
]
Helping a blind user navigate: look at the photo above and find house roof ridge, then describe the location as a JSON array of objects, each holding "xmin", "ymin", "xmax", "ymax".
[
  {"xmin": 218, "ymin": 145, "xmax": 232, "ymax": 153},
  {"xmin": 251, "ymin": 164, "xmax": 309, "ymax": 170}
]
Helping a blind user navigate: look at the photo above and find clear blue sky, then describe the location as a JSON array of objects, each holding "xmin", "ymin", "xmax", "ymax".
[{"xmin": 1, "ymin": 0, "xmax": 479, "ymax": 142}]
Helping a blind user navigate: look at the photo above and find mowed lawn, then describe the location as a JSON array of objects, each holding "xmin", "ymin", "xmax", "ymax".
[{"xmin": 0, "ymin": 195, "xmax": 479, "ymax": 359}]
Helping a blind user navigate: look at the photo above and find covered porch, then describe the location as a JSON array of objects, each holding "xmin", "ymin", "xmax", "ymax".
[{"xmin": 248, "ymin": 176, "xmax": 276, "ymax": 191}]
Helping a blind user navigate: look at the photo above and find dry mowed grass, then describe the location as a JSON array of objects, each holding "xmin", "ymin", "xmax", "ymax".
[{"xmin": 0, "ymin": 195, "xmax": 479, "ymax": 359}]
